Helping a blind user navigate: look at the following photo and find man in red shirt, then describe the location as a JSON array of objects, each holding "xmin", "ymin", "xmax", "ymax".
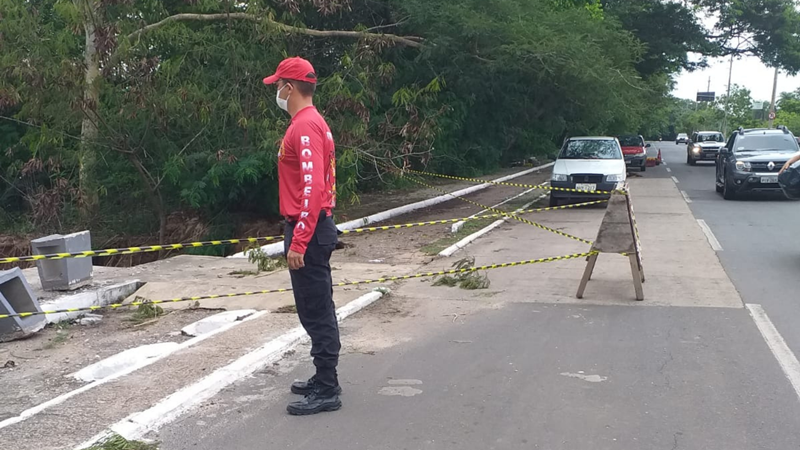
[{"xmin": 263, "ymin": 57, "xmax": 341, "ymax": 415}]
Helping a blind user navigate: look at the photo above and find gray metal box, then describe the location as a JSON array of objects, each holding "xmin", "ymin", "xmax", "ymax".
[
  {"xmin": 31, "ymin": 230, "xmax": 93, "ymax": 291},
  {"xmin": 0, "ymin": 268, "xmax": 46, "ymax": 340}
]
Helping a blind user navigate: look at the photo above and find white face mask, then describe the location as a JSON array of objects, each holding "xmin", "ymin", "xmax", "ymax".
[{"xmin": 276, "ymin": 84, "xmax": 290, "ymax": 112}]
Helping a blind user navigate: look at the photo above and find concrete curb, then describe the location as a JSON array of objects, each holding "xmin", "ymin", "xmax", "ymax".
[
  {"xmin": 229, "ymin": 163, "xmax": 555, "ymax": 258},
  {"xmin": 77, "ymin": 288, "xmax": 390, "ymax": 448},
  {"xmin": 41, "ymin": 280, "xmax": 144, "ymax": 324},
  {"xmin": 451, "ymin": 185, "xmax": 542, "ymax": 233},
  {"xmin": 0, "ymin": 311, "xmax": 268, "ymax": 431},
  {"xmin": 439, "ymin": 190, "xmax": 548, "ymax": 257}
]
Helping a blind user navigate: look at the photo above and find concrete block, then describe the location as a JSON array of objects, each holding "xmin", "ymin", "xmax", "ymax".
[
  {"xmin": 0, "ymin": 268, "xmax": 47, "ymax": 340},
  {"xmin": 39, "ymin": 279, "xmax": 143, "ymax": 324},
  {"xmin": 31, "ymin": 231, "xmax": 93, "ymax": 291},
  {"xmin": 181, "ymin": 310, "xmax": 257, "ymax": 337}
]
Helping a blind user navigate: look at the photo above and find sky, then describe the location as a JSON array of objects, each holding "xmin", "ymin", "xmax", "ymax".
[
  {"xmin": 672, "ymin": 9, "xmax": 800, "ymax": 103},
  {"xmin": 673, "ymin": 55, "xmax": 800, "ymax": 103}
]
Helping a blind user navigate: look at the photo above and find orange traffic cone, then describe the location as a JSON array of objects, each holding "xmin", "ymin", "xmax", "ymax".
[{"xmin": 657, "ymin": 149, "xmax": 662, "ymax": 165}]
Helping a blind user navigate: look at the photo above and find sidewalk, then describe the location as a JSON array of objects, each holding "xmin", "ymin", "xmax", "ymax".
[{"xmin": 155, "ymin": 170, "xmax": 800, "ymax": 450}]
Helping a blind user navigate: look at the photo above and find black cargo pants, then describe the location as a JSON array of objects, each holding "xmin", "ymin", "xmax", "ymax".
[{"xmin": 284, "ymin": 213, "xmax": 341, "ymax": 393}]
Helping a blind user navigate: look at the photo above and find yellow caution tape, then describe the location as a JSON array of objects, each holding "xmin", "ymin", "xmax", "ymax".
[
  {"xmin": 0, "ymin": 236, "xmax": 284, "ymax": 264},
  {"xmin": 341, "ymin": 199, "xmax": 608, "ymax": 235},
  {"xmin": 0, "ymin": 200, "xmax": 607, "ymax": 264},
  {"xmin": 373, "ymin": 159, "xmax": 595, "ymax": 246},
  {"xmin": 0, "ymin": 251, "xmax": 595, "ymax": 319},
  {"xmin": 391, "ymin": 165, "xmax": 627, "ymax": 196}
]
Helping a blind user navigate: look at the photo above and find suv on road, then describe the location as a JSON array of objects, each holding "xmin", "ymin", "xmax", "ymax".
[
  {"xmin": 550, "ymin": 137, "xmax": 626, "ymax": 206},
  {"xmin": 687, "ymin": 131, "xmax": 725, "ymax": 165},
  {"xmin": 716, "ymin": 126, "xmax": 800, "ymax": 200},
  {"xmin": 617, "ymin": 134, "xmax": 650, "ymax": 172},
  {"xmin": 676, "ymin": 133, "xmax": 689, "ymax": 144}
]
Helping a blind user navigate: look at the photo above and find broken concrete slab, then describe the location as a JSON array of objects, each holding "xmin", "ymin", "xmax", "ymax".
[
  {"xmin": 40, "ymin": 280, "xmax": 143, "ymax": 324},
  {"xmin": 181, "ymin": 310, "xmax": 258, "ymax": 337},
  {"xmin": 31, "ymin": 231, "xmax": 93, "ymax": 291},
  {"xmin": 0, "ymin": 268, "xmax": 47, "ymax": 340},
  {"xmin": 76, "ymin": 314, "xmax": 103, "ymax": 326},
  {"xmin": 72, "ymin": 342, "xmax": 181, "ymax": 382}
]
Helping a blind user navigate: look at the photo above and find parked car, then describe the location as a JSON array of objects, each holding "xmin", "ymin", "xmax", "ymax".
[
  {"xmin": 687, "ymin": 131, "xmax": 725, "ymax": 165},
  {"xmin": 716, "ymin": 126, "xmax": 800, "ymax": 200},
  {"xmin": 617, "ymin": 134, "xmax": 650, "ymax": 172},
  {"xmin": 550, "ymin": 137, "xmax": 626, "ymax": 207},
  {"xmin": 676, "ymin": 133, "xmax": 689, "ymax": 144}
]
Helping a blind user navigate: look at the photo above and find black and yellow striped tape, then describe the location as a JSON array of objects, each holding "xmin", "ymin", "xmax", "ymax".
[
  {"xmin": 0, "ymin": 251, "xmax": 595, "ymax": 319},
  {"xmin": 373, "ymin": 160, "xmax": 595, "ymax": 246},
  {"xmin": 0, "ymin": 200, "xmax": 606, "ymax": 264},
  {"xmin": 341, "ymin": 199, "xmax": 608, "ymax": 234},
  {"xmin": 0, "ymin": 236, "xmax": 284, "ymax": 264},
  {"xmin": 397, "ymin": 166, "xmax": 627, "ymax": 196}
]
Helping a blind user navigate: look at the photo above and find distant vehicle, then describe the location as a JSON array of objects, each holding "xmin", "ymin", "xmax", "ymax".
[
  {"xmin": 716, "ymin": 126, "xmax": 800, "ymax": 200},
  {"xmin": 687, "ymin": 131, "xmax": 725, "ymax": 165},
  {"xmin": 617, "ymin": 134, "xmax": 650, "ymax": 172},
  {"xmin": 549, "ymin": 137, "xmax": 626, "ymax": 207},
  {"xmin": 676, "ymin": 133, "xmax": 689, "ymax": 144}
]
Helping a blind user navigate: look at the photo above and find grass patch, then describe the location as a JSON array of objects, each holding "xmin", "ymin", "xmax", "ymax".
[
  {"xmin": 246, "ymin": 245, "xmax": 288, "ymax": 273},
  {"xmin": 432, "ymin": 257, "xmax": 491, "ymax": 290},
  {"xmin": 421, "ymin": 219, "xmax": 495, "ymax": 255},
  {"xmin": 42, "ymin": 320, "xmax": 72, "ymax": 349},
  {"xmin": 127, "ymin": 299, "xmax": 165, "ymax": 325},
  {"xmin": 86, "ymin": 434, "xmax": 158, "ymax": 450},
  {"xmin": 228, "ymin": 270, "xmax": 259, "ymax": 277},
  {"xmin": 274, "ymin": 304, "xmax": 297, "ymax": 314}
]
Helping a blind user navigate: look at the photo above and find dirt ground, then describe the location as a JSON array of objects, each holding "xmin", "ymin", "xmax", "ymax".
[
  {"xmin": 0, "ymin": 167, "xmax": 553, "ymax": 423},
  {"xmin": 332, "ymin": 170, "xmax": 551, "ymax": 268},
  {"xmin": 0, "ymin": 306, "xmax": 220, "ymax": 422}
]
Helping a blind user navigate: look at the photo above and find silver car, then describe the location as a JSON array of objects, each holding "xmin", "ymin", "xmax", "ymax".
[{"xmin": 687, "ymin": 131, "xmax": 725, "ymax": 165}]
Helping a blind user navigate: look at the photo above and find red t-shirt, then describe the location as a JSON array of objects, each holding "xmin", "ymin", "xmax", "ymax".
[{"xmin": 278, "ymin": 106, "xmax": 336, "ymax": 254}]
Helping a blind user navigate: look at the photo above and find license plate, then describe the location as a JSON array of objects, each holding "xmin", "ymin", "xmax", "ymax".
[
  {"xmin": 761, "ymin": 176, "xmax": 778, "ymax": 184},
  {"xmin": 575, "ymin": 183, "xmax": 596, "ymax": 191}
]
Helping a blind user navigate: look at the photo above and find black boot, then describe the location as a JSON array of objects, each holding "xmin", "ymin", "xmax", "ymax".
[
  {"xmin": 291, "ymin": 376, "xmax": 343, "ymax": 395},
  {"xmin": 287, "ymin": 389, "xmax": 342, "ymax": 416}
]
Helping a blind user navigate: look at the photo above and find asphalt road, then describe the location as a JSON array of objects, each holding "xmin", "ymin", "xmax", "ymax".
[
  {"xmin": 655, "ymin": 142, "xmax": 800, "ymax": 356},
  {"xmin": 154, "ymin": 148, "xmax": 800, "ymax": 450},
  {"xmin": 159, "ymin": 304, "xmax": 800, "ymax": 450}
]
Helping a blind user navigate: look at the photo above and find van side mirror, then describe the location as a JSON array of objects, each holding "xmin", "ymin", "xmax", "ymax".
[{"xmin": 645, "ymin": 143, "xmax": 651, "ymax": 148}]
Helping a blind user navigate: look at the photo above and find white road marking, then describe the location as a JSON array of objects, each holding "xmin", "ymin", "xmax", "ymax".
[
  {"xmin": 666, "ymin": 167, "xmax": 672, "ymax": 173},
  {"xmin": 696, "ymin": 219, "xmax": 722, "ymax": 251},
  {"xmin": 671, "ymin": 176, "xmax": 680, "ymax": 184},
  {"xmin": 77, "ymin": 289, "xmax": 390, "ymax": 449},
  {"xmin": 0, "ymin": 310, "xmax": 269, "ymax": 431},
  {"xmin": 746, "ymin": 304, "xmax": 800, "ymax": 402},
  {"xmin": 680, "ymin": 190, "xmax": 692, "ymax": 203}
]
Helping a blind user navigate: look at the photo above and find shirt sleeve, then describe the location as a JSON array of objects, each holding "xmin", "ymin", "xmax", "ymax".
[{"xmin": 289, "ymin": 124, "xmax": 326, "ymax": 255}]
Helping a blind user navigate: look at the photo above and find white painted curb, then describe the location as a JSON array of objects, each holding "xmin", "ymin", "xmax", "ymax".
[
  {"xmin": 229, "ymin": 163, "xmax": 555, "ymax": 258},
  {"xmin": 451, "ymin": 184, "xmax": 545, "ymax": 233},
  {"xmin": 439, "ymin": 192, "xmax": 547, "ymax": 257},
  {"xmin": 0, "ymin": 311, "xmax": 268, "ymax": 431},
  {"xmin": 77, "ymin": 288, "xmax": 390, "ymax": 449}
]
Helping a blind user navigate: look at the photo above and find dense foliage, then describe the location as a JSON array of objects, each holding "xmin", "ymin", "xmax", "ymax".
[{"xmin": 1, "ymin": 0, "xmax": 799, "ymax": 248}]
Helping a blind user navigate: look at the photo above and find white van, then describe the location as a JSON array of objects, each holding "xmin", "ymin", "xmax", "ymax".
[{"xmin": 549, "ymin": 137, "xmax": 627, "ymax": 206}]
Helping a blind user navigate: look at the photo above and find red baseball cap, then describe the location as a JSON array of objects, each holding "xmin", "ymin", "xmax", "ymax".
[{"xmin": 262, "ymin": 57, "xmax": 317, "ymax": 85}]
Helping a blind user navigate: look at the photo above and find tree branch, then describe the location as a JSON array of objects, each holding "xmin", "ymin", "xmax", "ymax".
[{"xmin": 125, "ymin": 12, "xmax": 423, "ymax": 48}]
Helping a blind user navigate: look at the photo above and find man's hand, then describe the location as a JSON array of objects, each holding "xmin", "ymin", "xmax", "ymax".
[{"xmin": 287, "ymin": 250, "xmax": 305, "ymax": 270}]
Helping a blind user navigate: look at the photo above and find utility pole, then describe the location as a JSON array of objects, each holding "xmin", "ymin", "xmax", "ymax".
[
  {"xmin": 722, "ymin": 54, "xmax": 734, "ymax": 136},
  {"xmin": 768, "ymin": 66, "xmax": 779, "ymax": 128}
]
